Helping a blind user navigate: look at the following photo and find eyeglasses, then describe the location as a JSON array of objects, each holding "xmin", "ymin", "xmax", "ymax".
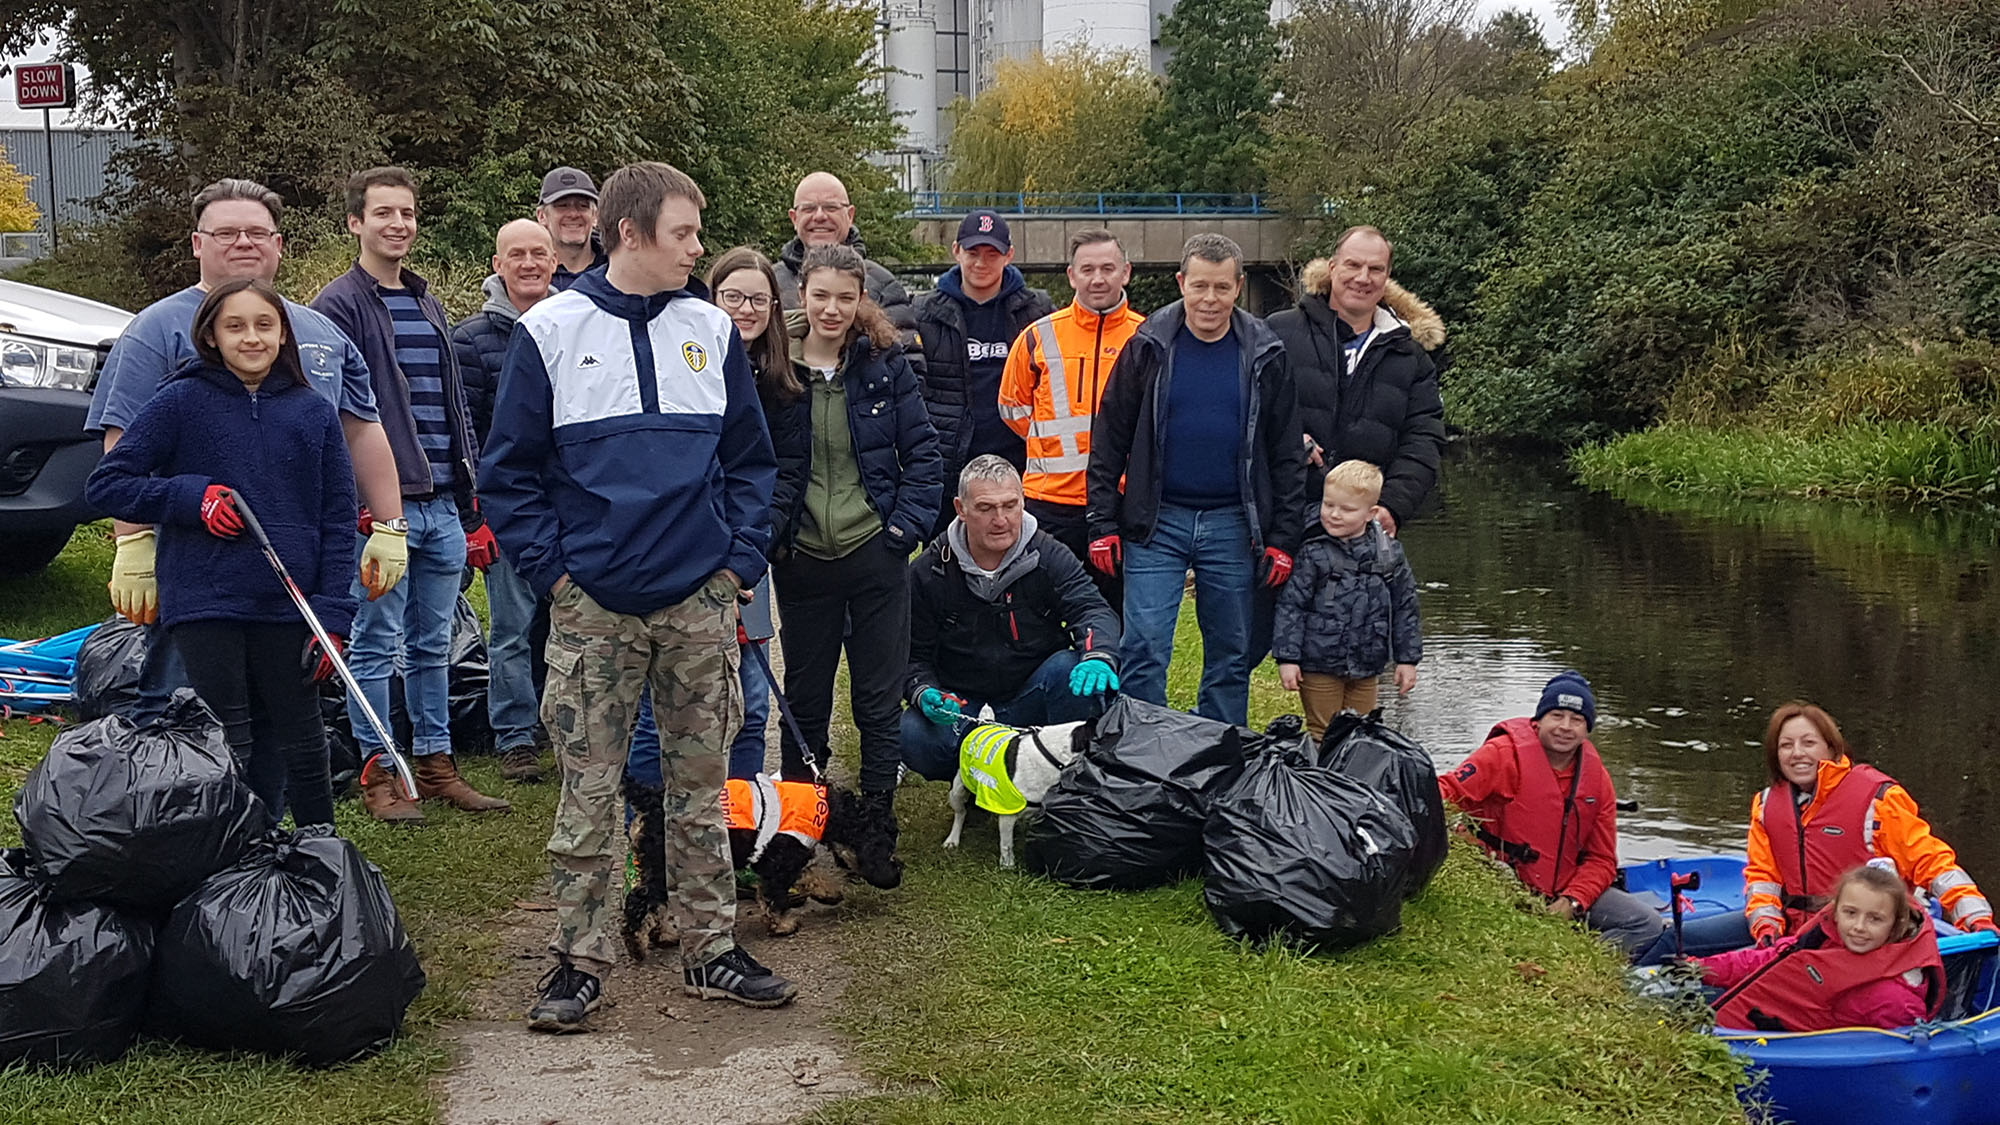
[
  {"xmin": 791, "ymin": 202, "xmax": 850, "ymax": 215},
  {"xmin": 716, "ymin": 290, "xmax": 773, "ymax": 311},
  {"xmin": 198, "ymin": 227, "xmax": 279, "ymax": 245}
]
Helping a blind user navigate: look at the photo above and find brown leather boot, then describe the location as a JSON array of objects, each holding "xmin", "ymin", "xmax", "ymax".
[
  {"xmin": 361, "ymin": 760, "xmax": 426, "ymax": 825},
  {"xmin": 414, "ymin": 752, "xmax": 512, "ymax": 812}
]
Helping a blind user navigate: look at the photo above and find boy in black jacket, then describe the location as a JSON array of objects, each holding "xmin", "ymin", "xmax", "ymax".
[{"xmin": 1273, "ymin": 460, "xmax": 1421, "ymax": 740}]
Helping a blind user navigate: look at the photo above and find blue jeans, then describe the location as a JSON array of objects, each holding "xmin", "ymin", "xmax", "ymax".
[
  {"xmin": 483, "ymin": 552, "xmax": 540, "ymax": 751},
  {"xmin": 627, "ymin": 642, "xmax": 772, "ymax": 789},
  {"xmin": 899, "ymin": 649, "xmax": 1103, "ymax": 781},
  {"xmin": 1120, "ymin": 503, "xmax": 1256, "ymax": 726},
  {"xmin": 1634, "ymin": 908, "xmax": 1753, "ymax": 966},
  {"xmin": 346, "ymin": 496, "xmax": 466, "ymax": 757}
]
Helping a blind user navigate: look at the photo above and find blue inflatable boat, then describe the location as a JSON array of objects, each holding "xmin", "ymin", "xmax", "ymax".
[{"xmin": 1623, "ymin": 856, "xmax": 2000, "ymax": 1125}]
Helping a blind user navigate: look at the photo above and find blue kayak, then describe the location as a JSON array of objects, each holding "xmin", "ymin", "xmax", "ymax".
[{"xmin": 1624, "ymin": 856, "xmax": 2000, "ymax": 1125}]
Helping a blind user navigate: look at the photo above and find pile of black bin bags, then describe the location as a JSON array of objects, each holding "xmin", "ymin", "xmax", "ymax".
[
  {"xmin": 0, "ymin": 690, "xmax": 425, "ymax": 1070},
  {"xmin": 1020, "ymin": 695, "xmax": 1449, "ymax": 953}
]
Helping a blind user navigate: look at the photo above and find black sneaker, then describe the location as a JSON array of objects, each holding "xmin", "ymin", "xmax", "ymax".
[
  {"xmin": 500, "ymin": 744, "xmax": 545, "ymax": 782},
  {"xmin": 527, "ymin": 958, "xmax": 602, "ymax": 1032},
  {"xmin": 684, "ymin": 946, "xmax": 799, "ymax": 1008}
]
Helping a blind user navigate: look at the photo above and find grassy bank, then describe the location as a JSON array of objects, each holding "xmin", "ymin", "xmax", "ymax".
[
  {"xmin": 1571, "ymin": 421, "xmax": 2000, "ymax": 500},
  {"xmin": 0, "ymin": 527, "xmax": 1744, "ymax": 1123},
  {"xmin": 0, "ymin": 523, "xmax": 554, "ymax": 1125}
]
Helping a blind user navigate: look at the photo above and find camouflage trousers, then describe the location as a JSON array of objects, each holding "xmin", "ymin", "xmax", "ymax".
[{"xmin": 542, "ymin": 573, "xmax": 742, "ymax": 974}]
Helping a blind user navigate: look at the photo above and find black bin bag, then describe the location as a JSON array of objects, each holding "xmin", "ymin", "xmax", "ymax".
[
  {"xmin": 15, "ymin": 690, "xmax": 264, "ymax": 911},
  {"xmin": 322, "ymin": 595, "xmax": 492, "ymax": 761},
  {"xmin": 1019, "ymin": 695, "xmax": 1247, "ymax": 890},
  {"xmin": 1203, "ymin": 747, "xmax": 1418, "ymax": 951},
  {"xmin": 71, "ymin": 615, "xmax": 149, "ymax": 721},
  {"xmin": 0, "ymin": 849, "xmax": 155, "ymax": 1069},
  {"xmin": 148, "ymin": 831, "xmax": 427, "ymax": 1066},
  {"xmin": 1318, "ymin": 711, "xmax": 1448, "ymax": 897}
]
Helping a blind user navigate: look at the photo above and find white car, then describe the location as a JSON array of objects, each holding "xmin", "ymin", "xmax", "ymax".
[{"xmin": 0, "ymin": 278, "xmax": 134, "ymax": 575}]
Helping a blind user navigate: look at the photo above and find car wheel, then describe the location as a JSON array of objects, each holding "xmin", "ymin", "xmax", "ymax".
[{"xmin": 0, "ymin": 528, "xmax": 73, "ymax": 577}]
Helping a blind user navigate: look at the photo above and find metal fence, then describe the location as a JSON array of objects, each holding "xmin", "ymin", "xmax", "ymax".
[
  {"xmin": 906, "ymin": 190, "xmax": 1274, "ymax": 216},
  {"xmin": 0, "ymin": 127, "xmax": 139, "ymax": 250}
]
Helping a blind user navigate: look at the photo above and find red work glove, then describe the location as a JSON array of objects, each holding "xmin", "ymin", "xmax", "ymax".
[
  {"xmin": 1965, "ymin": 915, "xmax": 1998, "ymax": 935},
  {"xmin": 1260, "ymin": 547, "xmax": 1293, "ymax": 588},
  {"xmin": 201, "ymin": 485, "xmax": 244, "ymax": 538},
  {"xmin": 303, "ymin": 634, "xmax": 344, "ymax": 683},
  {"xmin": 357, "ymin": 506, "xmax": 375, "ymax": 535},
  {"xmin": 465, "ymin": 523, "xmax": 499, "ymax": 570},
  {"xmin": 1088, "ymin": 534, "xmax": 1121, "ymax": 576},
  {"xmin": 1750, "ymin": 917, "xmax": 1783, "ymax": 948}
]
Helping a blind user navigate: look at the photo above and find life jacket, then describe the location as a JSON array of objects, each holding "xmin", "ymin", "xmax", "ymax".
[
  {"xmin": 1760, "ymin": 761, "xmax": 1896, "ymax": 931},
  {"xmin": 1714, "ymin": 907, "xmax": 1945, "ymax": 1032},
  {"xmin": 721, "ymin": 775, "xmax": 828, "ymax": 863},
  {"xmin": 959, "ymin": 722, "xmax": 1029, "ymax": 815},
  {"xmin": 1471, "ymin": 718, "xmax": 1615, "ymax": 899}
]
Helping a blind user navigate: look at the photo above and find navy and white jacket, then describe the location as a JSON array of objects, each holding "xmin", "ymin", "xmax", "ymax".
[{"xmin": 478, "ymin": 269, "xmax": 778, "ymax": 616}]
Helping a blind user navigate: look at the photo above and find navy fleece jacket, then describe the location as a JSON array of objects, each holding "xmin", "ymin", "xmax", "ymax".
[
  {"xmin": 478, "ymin": 269, "xmax": 777, "ymax": 616},
  {"xmin": 85, "ymin": 359, "xmax": 358, "ymax": 635}
]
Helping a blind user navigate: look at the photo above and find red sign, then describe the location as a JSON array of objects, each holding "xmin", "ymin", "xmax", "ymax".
[{"xmin": 14, "ymin": 63, "xmax": 75, "ymax": 111}]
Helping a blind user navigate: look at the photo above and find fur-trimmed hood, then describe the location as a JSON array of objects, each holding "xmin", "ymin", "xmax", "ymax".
[{"xmin": 1298, "ymin": 259, "xmax": 1447, "ymax": 352}]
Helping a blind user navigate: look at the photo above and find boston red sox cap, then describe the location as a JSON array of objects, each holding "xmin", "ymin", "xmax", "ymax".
[{"xmin": 955, "ymin": 209, "xmax": 1011, "ymax": 252}]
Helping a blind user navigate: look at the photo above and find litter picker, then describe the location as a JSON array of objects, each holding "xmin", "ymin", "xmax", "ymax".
[{"xmin": 232, "ymin": 491, "xmax": 419, "ymax": 799}]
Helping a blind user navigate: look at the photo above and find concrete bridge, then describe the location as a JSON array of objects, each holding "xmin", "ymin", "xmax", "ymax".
[{"xmin": 904, "ymin": 192, "xmax": 1327, "ymax": 310}]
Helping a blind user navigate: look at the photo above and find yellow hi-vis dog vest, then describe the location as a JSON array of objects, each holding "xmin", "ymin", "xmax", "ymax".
[{"xmin": 959, "ymin": 722, "xmax": 1027, "ymax": 815}]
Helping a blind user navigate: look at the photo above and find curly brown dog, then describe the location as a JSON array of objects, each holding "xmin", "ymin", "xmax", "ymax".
[{"xmin": 622, "ymin": 775, "xmax": 902, "ymax": 959}]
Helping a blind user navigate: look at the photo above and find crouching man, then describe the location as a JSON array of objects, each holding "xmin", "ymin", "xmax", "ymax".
[
  {"xmin": 900, "ymin": 455, "xmax": 1121, "ymax": 779},
  {"xmin": 1441, "ymin": 669, "xmax": 1665, "ymax": 960},
  {"xmin": 481, "ymin": 161, "xmax": 795, "ymax": 1032}
]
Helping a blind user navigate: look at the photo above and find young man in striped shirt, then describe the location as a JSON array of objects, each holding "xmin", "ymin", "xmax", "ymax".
[{"xmin": 314, "ymin": 166, "xmax": 510, "ymax": 822}]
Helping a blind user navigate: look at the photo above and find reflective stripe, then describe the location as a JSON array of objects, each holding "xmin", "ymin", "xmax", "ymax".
[
  {"xmin": 1027, "ymin": 452, "xmax": 1091, "ymax": 474},
  {"xmin": 1748, "ymin": 881, "xmax": 1785, "ymax": 899},
  {"xmin": 748, "ymin": 774, "xmax": 783, "ymax": 863},
  {"xmin": 1033, "ymin": 320, "xmax": 1071, "ymax": 412},
  {"xmin": 1933, "ymin": 868, "xmax": 1977, "ymax": 895},
  {"xmin": 1748, "ymin": 903, "xmax": 1785, "ymax": 925},
  {"xmin": 1026, "ymin": 414, "xmax": 1094, "ymax": 438},
  {"xmin": 1947, "ymin": 894, "xmax": 1993, "ymax": 924},
  {"xmin": 998, "ymin": 402, "xmax": 1035, "ymax": 421}
]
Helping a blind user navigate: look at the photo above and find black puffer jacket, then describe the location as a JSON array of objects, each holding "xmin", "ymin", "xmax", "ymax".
[
  {"xmin": 1270, "ymin": 523, "xmax": 1421, "ymax": 678},
  {"xmin": 1266, "ymin": 264, "xmax": 1446, "ymax": 527},
  {"xmin": 906, "ymin": 524, "xmax": 1118, "ymax": 703},
  {"xmin": 912, "ymin": 265, "xmax": 1054, "ymax": 494},
  {"xmin": 1086, "ymin": 302, "xmax": 1306, "ymax": 555},
  {"xmin": 449, "ymin": 274, "xmax": 520, "ymax": 446}
]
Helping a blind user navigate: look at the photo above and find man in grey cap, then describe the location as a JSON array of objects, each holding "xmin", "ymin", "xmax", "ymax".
[{"xmin": 536, "ymin": 166, "xmax": 606, "ymax": 288}]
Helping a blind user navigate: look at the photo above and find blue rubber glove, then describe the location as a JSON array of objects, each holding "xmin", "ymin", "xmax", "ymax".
[
  {"xmin": 1069, "ymin": 658, "xmax": 1119, "ymax": 697},
  {"xmin": 917, "ymin": 687, "xmax": 964, "ymax": 726}
]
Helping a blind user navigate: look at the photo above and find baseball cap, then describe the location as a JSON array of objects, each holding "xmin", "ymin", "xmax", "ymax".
[
  {"xmin": 956, "ymin": 209, "xmax": 1011, "ymax": 252},
  {"xmin": 539, "ymin": 167, "xmax": 598, "ymax": 204}
]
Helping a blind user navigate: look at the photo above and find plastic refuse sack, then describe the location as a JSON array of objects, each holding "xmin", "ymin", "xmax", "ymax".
[
  {"xmin": 148, "ymin": 830, "xmax": 426, "ymax": 1066},
  {"xmin": 1318, "ymin": 710, "xmax": 1449, "ymax": 897},
  {"xmin": 70, "ymin": 616, "xmax": 148, "ymax": 720},
  {"xmin": 1203, "ymin": 746, "xmax": 1418, "ymax": 950},
  {"xmin": 0, "ymin": 848, "xmax": 155, "ymax": 1069},
  {"xmin": 14, "ymin": 689, "xmax": 265, "ymax": 911},
  {"xmin": 322, "ymin": 595, "xmax": 492, "ymax": 761},
  {"xmin": 1019, "ymin": 695, "xmax": 1248, "ymax": 890}
]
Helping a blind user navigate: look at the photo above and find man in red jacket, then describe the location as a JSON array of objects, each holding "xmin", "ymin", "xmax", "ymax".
[{"xmin": 1441, "ymin": 669, "xmax": 1664, "ymax": 959}]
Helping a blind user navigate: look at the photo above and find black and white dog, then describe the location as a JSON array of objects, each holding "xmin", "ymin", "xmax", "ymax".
[
  {"xmin": 623, "ymin": 774, "xmax": 902, "ymax": 956},
  {"xmin": 941, "ymin": 718, "xmax": 1090, "ymax": 868}
]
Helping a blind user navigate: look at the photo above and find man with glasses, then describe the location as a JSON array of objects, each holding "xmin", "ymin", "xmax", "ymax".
[
  {"xmin": 87, "ymin": 177, "xmax": 408, "ymax": 724},
  {"xmin": 772, "ymin": 172, "xmax": 919, "ymax": 352},
  {"xmin": 536, "ymin": 167, "xmax": 607, "ymax": 288}
]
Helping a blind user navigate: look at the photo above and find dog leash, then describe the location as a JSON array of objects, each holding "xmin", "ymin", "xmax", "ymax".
[{"xmin": 748, "ymin": 641, "xmax": 822, "ymax": 783}]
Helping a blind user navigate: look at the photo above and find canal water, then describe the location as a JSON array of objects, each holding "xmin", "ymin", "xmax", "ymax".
[{"xmin": 1372, "ymin": 444, "xmax": 2000, "ymax": 885}]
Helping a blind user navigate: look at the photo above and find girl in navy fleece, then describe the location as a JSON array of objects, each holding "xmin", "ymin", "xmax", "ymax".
[{"xmin": 87, "ymin": 278, "xmax": 358, "ymax": 831}]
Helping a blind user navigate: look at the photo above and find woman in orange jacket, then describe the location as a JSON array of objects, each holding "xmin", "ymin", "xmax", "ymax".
[{"xmin": 1638, "ymin": 701, "xmax": 1993, "ymax": 964}]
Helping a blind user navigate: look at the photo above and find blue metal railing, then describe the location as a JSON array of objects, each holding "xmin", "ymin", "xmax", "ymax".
[{"xmin": 905, "ymin": 191, "xmax": 1272, "ymax": 216}]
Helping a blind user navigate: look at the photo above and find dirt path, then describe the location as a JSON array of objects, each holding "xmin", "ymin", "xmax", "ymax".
[{"xmin": 438, "ymin": 880, "xmax": 877, "ymax": 1125}]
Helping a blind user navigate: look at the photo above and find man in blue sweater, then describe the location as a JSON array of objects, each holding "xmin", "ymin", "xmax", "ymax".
[
  {"xmin": 314, "ymin": 167, "xmax": 510, "ymax": 822},
  {"xmin": 482, "ymin": 161, "xmax": 793, "ymax": 1030},
  {"xmin": 1085, "ymin": 234, "xmax": 1305, "ymax": 725}
]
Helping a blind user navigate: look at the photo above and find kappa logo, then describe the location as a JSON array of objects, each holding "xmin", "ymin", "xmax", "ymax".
[
  {"xmin": 578, "ymin": 354, "xmax": 602, "ymax": 368},
  {"xmin": 683, "ymin": 341, "xmax": 707, "ymax": 371}
]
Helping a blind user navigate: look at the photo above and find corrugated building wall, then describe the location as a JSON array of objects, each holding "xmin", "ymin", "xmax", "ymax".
[{"xmin": 0, "ymin": 127, "xmax": 139, "ymax": 230}]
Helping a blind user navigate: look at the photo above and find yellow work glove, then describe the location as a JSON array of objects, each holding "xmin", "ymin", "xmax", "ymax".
[
  {"xmin": 108, "ymin": 530, "xmax": 159, "ymax": 624},
  {"xmin": 360, "ymin": 525, "xmax": 408, "ymax": 600}
]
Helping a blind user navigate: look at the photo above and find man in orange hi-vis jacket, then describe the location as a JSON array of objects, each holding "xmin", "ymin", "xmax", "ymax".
[{"xmin": 998, "ymin": 228, "xmax": 1146, "ymax": 608}]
